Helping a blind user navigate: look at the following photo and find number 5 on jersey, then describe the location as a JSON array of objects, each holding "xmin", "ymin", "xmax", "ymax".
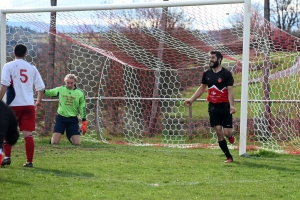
[{"xmin": 20, "ymin": 69, "xmax": 28, "ymax": 83}]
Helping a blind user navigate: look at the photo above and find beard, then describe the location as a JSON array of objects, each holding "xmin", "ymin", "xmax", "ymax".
[{"xmin": 209, "ymin": 61, "xmax": 219, "ymax": 69}]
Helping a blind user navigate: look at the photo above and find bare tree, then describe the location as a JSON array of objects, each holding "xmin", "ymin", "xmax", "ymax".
[
  {"xmin": 271, "ymin": 0, "xmax": 300, "ymax": 32},
  {"xmin": 228, "ymin": 2, "xmax": 263, "ymax": 28},
  {"xmin": 264, "ymin": 0, "xmax": 270, "ymax": 22}
]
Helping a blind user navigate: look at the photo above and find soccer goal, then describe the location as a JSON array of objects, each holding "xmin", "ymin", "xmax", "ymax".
[{"xmin": 2, "ymin": 0, "xmax": 300, "ymax": 154}]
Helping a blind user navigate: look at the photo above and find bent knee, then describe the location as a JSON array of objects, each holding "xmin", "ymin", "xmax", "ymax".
[
  {"xmin": 51, "ymin": 142, "xmax": 59, "ymax": 145},
  {"xmin": 72, "ymin": 142, "xmax": 80, "ymax": 145}
]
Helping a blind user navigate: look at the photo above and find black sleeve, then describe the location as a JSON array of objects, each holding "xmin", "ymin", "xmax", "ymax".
[
  {"xmin": 201, "ymin": 70, "xmax": 207, "ymax": 85},
  {"xmin": 225, "ymin": 71, "xmax": 234, "ymax": 86}
]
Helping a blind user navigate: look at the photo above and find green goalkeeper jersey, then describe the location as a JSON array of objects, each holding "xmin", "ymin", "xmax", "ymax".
[{"xmin": 44, "ymin": 86, "xmax": 86, "ymax": 119}]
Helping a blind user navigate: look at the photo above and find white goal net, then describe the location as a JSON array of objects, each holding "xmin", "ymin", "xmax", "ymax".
[{"xmin": 2, "ymin": 0, "xmax": 300, "ymax": 153}]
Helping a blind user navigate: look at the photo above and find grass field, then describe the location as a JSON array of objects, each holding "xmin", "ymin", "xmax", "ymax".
[{"xmin": 1, "ymin": 137, "xmax": 300, "ymax": 200}]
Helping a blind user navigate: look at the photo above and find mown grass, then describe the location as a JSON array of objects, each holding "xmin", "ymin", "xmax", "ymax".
[{"xmin": 1, "ymin": 138, "xmax": 300, "ymax": 200}]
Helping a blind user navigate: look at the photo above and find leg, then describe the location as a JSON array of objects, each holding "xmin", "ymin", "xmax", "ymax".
[
  {"xmin": 66, "ymin": 116, "xmax": 81, "ymax": 145},
  {"xmin": 2, "ymin": 130, "xmax": 12, "ymax": 166},
  {"xmin": 212, "ymin": 124, "xmax": 233, "ymax": 162},
  {"xmin": 0, "ymin": 151, "xmax": 2, "ymax": 168},
  {"xmin": 51, "ymin": 132, "xmax": 62, "ymax": 144},
  {"xmin": 221, "ymin": 104, "xmax": 235, "ymax": 144},
  {"xmin": 224, "ymin": 128, "xmax": 235, "ymax": 144},
  {"xmin": 0, "ymin": 108, "xmax": 13, "ymax": 166},
  {"xmin": 23, "ymin": 131, "xmax": 34, "ymax": 164},
  {"xmin": 70, "ymin": 135, "xmax": 80, "ymax": 145},
  {"xmin": 2, "ymin": 115, "xmax": 20, "ymax": 166},
  {"xmin": 51, "ymin": 115, "xmax": 67, "ymax": 145},
  {"xmin": 214, "ymin": 125, "xmax": 225, "ymax": 141},
  {"xmin": 16, "ymin": 106, "xmax": 36, "ymax": 167},
  {"xmin": 2, "ymin": 141, "xmax": 12, "ymax": 166},
  {"xmin": 223, "ymin": 128, "xmax": 233, "ymax": 138},
  {"xmin": 0, "ymin": 135, "xmax": 4, "ymax": 167}
]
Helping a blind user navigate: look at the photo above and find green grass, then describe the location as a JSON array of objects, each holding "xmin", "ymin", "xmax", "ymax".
[{"xmin": 2, "ymin": 138, "xmax": 300, "ymax": 200}]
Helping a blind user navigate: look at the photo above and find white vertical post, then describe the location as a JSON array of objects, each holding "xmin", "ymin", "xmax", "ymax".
[
  {"xmin": 1, "ymin": 11, "xmax": 6, "ymax": 82},
  {"xmin": 239, "ymin": 0, "xmax": 251, "ymax": 156}
]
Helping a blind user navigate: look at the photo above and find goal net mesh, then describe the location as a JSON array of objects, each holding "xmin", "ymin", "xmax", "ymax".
[{"xmin": 4, "ymin": 3, "xmax": 300, "ymax": 153}]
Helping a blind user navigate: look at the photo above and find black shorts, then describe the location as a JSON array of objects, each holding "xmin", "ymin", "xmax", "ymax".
[
  {"xmin": 54, "ymin": 114, "xmax": 80, "ymax": 139},
  {"xmin": 208, "ymin": 102, "xmax": 233, "ymax": 128}
]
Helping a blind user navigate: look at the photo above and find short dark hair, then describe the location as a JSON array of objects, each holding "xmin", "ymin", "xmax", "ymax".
[
  {"xmin": 14, "ymin": 44, "xmax": 27, "ymax": 58},
  {"xmin": 210, "ymin": 50, "xmax": 223, "ymax": 64}
]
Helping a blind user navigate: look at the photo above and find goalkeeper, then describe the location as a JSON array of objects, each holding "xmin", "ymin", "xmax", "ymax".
[{"xmin": 44, "ymin": 74, "xmax": 87, "ymax": 145}]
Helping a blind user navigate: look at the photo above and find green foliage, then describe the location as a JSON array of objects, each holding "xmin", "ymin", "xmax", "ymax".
[{"xmin": 1, "ymin": 138, "xmax": 300, "ymax": 200}]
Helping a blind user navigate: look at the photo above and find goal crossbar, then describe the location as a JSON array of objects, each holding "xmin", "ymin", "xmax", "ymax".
[{"xmin": 0, "ymin": 0, "xmax": 244, "ymax": 14}]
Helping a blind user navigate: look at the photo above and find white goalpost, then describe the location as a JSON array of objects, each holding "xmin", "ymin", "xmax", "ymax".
[
  {"xmin": 9, "ymin": 0, "xmax": 298, "ymax": 156},
  {"xmin": 240, "ymin": 0, "xmax": 251, "ymax": 155}
]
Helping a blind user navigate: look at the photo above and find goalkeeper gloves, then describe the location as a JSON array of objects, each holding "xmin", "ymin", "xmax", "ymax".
[{"xmin": 81, "ymin": 120, "xmax": 87, "ymax": 135}]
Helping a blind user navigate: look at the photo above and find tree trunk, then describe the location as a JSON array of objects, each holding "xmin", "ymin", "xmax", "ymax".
[
  {"xmin": 262, "ymin": 0, "xmax": 272, "ymax": 140},
  {"xmin": 147, "ymin": 1, "xmax": 168, "ymax": 136},
  {"xmin": 44, "ymin": 0, "xmax": 57, "ymax": 133},
  {"xmin": 264, "ymin": 0, "xmax": 270, "ymax": 22}
]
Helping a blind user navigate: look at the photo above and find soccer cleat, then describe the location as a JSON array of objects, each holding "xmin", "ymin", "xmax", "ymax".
[
  {"xmin": 23, "ymin": 162, "xmax": 33, "ymax": 167},
  {"xmin": 228, "ymin": 135, "xmax": 235, "ymax": 144},
  {"xmin": 224, "ymin": 157, "xmax": 233, "ymax": 163},
  {"xmin": 1, "ymin": 157, "xmax": 11, "ymax": 166}
]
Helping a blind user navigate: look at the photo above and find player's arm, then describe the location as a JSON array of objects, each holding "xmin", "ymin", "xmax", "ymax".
[
  {"xmin": 184, "ymin": 70, "xmax": 209, "ymax": 107},
  {"xmin": 78, "ymin": 92, "xmax": 87, "ymax": 120},
  {"xmin": 33, "ymin": 69, "xmax": 45, "ymax": 109},
  {"xmin": 0, "ymin": 64, "xmax": 11, "ymax": 100},
  {"xmin": 190, "ymin": 84, "xmax": 207, "ymax": 103},
  {"xmin": 0, "ymin": 85, "xmax": 8, "ymax": 100},
  {"xmin": 226, "ymin": 71, "xmax": 236, "ymax": 114},
  {"xmin": 35, "ymin": 90, "xmax": 44, "ymax": 109},
  {"xmin": 227, "ymin": 86, "xmax": 234, "ymax": 107},
  {"xmin": 44, "ymin": 87, "xmax": 60, "ymax": 97},
  {"xmin": 184, "ymin": 84, "xmax": 207, "ymax": 106},
  {"xmin": 79, "ymin": 91, "xmax": 87, "ymax": 135},
  {"xmin": 227, "ymin": 85, "xmax": 236, "ymax": 114}
]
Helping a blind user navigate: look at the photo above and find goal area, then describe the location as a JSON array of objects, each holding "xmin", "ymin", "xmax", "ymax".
[{"xmin": 2, "ymin": 0, "xmax": 300, "ymax": 154}]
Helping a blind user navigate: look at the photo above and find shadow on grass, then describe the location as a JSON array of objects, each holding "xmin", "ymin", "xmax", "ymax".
[
  {"xmin": 31, "ymin": 167, "xmax": 95, "ymax": 178},
  {"xmin": 240, "ymin": 153, "xmax": 300, "ymax": 173},
  {"xmin": 241, "ymin": 160, "xmax": 300, "ymax": 174},
  {"xmin": 0, "ymin": 177, "xmax": 30, "ymax": 185}
]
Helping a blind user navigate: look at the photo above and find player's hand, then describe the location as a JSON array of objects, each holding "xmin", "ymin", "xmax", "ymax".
[
  {"xmin": 184, "ymin": 99, "xmax": 193, "ymax": 107},
  {"xmin": 230, "ymin": 106, "xmax": 236, "ymax": 114},
  {"xmin": 80, "ymin": 120, "xmax": 87, "ymax": 135},
  {"xmin": 35, "ymin": 101, "xmax": 42, "ymax": 110}
]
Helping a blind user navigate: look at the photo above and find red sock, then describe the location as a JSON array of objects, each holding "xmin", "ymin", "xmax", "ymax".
[
  {"xmin": 25, "ymin": 136, "xmax": 34, "ymax": 163},
  {"xmin": 3, "ymin": 143, "xmax": 12, "ymax": 157},
  {"xmin": 0, "ymin": 154, "xmax": 2, "ymax": 167}
]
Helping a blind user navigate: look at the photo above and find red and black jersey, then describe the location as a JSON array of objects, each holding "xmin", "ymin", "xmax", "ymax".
[{"xmin": 201, "ymin": 68, "xmax": 234, "ymax": 103}]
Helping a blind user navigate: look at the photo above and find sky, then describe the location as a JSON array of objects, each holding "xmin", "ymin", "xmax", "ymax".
[
  {"xmin": 1, "ymin": 0, "xmax": 264, "ymax": 9},
  {"xmin": 1, "ymin": 0, "xmax": 265, "ymax": 32}
]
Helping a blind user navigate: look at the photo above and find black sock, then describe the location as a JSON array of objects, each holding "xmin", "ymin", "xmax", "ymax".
[{"xmin": 218, "ymin": 139, "xmax": 232, "ymax": 158}]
